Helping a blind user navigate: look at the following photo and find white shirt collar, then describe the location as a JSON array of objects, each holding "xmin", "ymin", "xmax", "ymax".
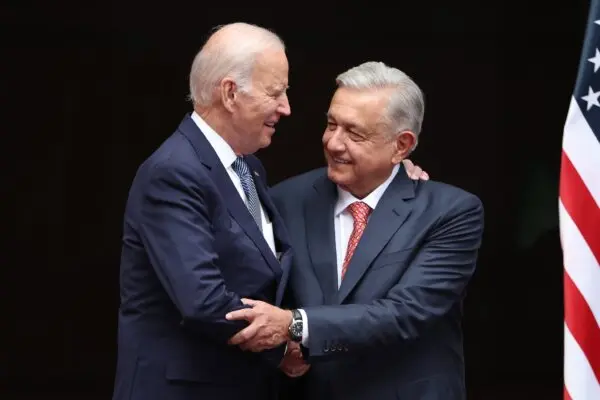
[
  {"xmin": 191, "ymin": 111, "xmax": 238, "ymax": 169},
  {"xmin": 334, "ymin": 164, "xmax": 400, "ymax": 216}
]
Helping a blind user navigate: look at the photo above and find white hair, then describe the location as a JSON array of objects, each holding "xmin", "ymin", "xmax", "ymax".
[
  {"xmin": 336, "ymin": 61, "xmax": 425, "ymax": 144},
  {"xmin": 188, "ymin": 22, "xmax": 285, "ymax": 106}
]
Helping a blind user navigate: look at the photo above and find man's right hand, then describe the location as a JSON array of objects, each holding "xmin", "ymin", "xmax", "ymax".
[{"xmin": 280, "ymin": 341, "xmax": 310, "ymax": 378}]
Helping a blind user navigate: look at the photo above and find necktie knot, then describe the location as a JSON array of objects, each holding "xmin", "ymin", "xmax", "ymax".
[
  {"xmin": 340, "ymin": 201, "xmax": 371, "ymax": 281},
  {"xmin": 347, "ymin": 201, "xmax": 371, "ymax": 224},
  {"xmin": 232, "ymin": 156, "xmax": 251, "ymax": 178},
  {"xmin": 231, "ymin": 156, "xmax": 262, "ymax": 231}
]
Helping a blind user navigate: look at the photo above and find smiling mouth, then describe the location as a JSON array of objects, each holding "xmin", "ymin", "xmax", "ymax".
[
  {"xmin": 264, "ymin": 122, "xmax": 276, "ymax": 128},
  {"xmin": 332, "ymin": 157, "xmax": 351, "ymax": 164}
]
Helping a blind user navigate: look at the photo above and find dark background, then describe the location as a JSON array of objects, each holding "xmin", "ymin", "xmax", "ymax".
[{"xmin": 4, "ymin": 0, "xmax": 589, "ymax": 398}]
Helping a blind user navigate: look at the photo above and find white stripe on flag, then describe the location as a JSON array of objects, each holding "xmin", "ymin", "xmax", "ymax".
[
  {"xmin": 560, "ymin": 201, "xmax": 600, "ymax": 327},
  {"xmin": 563, "ymin": 98, "xmax": 600, "ymax": 208},
  {"xmin": 564, "ymin": 324, "xmax": 600, "ymax": 400}
]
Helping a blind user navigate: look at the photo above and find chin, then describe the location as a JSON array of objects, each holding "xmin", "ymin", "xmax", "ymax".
[
  {"xmin": 327, "ymin": 167, "xmax": 346, "ymax": 186},
  {"xmin": 260, "ymin": 135, "xmax": 273, "ymax": 148}
]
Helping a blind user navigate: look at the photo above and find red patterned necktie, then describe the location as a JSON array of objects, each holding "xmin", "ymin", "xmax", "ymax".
[{"xmin": 341, "ymin": 201, "xmax": 372, "ymax": 280}]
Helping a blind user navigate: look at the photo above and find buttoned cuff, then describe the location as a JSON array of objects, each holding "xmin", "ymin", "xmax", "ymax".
[{"xmin": 298, "ymin": 308, "xmax": 309, "ymax": 347}]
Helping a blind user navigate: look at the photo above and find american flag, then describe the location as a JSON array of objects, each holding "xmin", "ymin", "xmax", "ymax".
[{"xmin": 560, "ymin": 1, "xmax": 600, "ymax": 399}]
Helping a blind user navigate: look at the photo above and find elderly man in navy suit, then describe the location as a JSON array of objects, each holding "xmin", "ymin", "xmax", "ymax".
[
  {"xmin": 227, "ymin": 61, "xmax": 484, "ymax": 400},
  {"xmin": 111, "ymin": 23, "xmax": 297, "ymax": 400}
]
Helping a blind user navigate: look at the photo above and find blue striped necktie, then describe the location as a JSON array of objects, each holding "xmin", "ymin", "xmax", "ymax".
[{"xmin": 231, "ymin": 157, "xmax": 262, "ymax": 231}]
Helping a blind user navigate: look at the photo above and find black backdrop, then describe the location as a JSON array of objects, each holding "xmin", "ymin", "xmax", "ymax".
[{"xmin": 5, "ymin": 1, "xmax": 589, "ymax": 398}]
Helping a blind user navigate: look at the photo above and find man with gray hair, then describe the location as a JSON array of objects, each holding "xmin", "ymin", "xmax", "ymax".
[
  {"xmin": 226, "ymin": 61, "xmax": 484, "ymax": 400},
  {"xmin": 112, "ymin": 22, "xmax": 295, "ymax": 400}
]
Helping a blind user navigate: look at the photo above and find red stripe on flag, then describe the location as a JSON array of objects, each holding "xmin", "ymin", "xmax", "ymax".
[
  {"xmin": 564, "ymin": 385, "xmax": 572, "ymax": 400},
  {"xmin": 560, "ymin": 151, "xmax": 600, "ymax": 265},
  {"xmin": 564, "ymin": 270, "xmax": 600, "ymax": 384}
]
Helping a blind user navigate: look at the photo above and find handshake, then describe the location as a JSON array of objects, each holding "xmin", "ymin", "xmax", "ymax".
[{"xmin": 226, "ymin": 298, "xmax": 310, "ymax": 377}]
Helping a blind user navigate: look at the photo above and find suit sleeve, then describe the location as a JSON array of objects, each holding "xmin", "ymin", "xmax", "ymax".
[
  {"xmin": 136, "ymin": 162, "xmax": 250, "ymax": 342},
  {"xmin": 302, "ymin": 195, "xmax": 484, "ymax": 361}
]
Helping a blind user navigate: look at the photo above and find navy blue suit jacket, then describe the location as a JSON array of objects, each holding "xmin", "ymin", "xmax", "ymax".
[
  {"xmin": 112, "ymin": 114, "xmax": 292, "ymax": 400},
  {"xmin": 271, "ymin": 166, "xmax": 484, "ymax": 400}
]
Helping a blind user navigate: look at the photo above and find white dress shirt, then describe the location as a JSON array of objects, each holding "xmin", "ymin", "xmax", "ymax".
[
  {"xmin": 299, "ymin": 164, "xmax": 400, "ymax": 346},
  {"xmin": 191, "ymin": 112, "xmax": 276, "ymax": 255}
]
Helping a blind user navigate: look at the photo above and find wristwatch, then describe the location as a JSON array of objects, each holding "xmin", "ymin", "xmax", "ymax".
[{"xmin": 288, "ymin": 309, "xmax": 303, "ymax": 343}]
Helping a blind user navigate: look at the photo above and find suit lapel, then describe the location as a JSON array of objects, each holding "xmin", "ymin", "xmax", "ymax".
[
  {"xmin": 252, "ymin": 167, "xmax": 293, "ymax": 305},
  {"xmin": 305, "ymin": 174, "xmax": 339, "ymax": 304},
  {"xmin": 337, "ymin": 169, "xmax": 416, "ymax": 304},
  {"xmin": 177, "ymin": 115, "xmax": 282, "ymax": 277}
]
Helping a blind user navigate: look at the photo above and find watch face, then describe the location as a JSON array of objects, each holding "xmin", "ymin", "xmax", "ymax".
[{"xmin": 290, "ymin": 321, "xmax": 302, "ymax": 339}]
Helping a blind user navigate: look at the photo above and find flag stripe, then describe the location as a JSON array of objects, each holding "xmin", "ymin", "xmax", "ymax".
[
  {"xmin": 564, "ymin": 271, "xmax": 600, "ymax": 384},
  {"xmin": 564, "ymin": 324, "xmax": 600, "ymax": 400},
  {"xmin": 559, "ymin": 151, "xmax": 600, "ymax": 265},
  {"xmin": 563, "ymin": 98, "xmax": 600, "ymax": 209},
  {"xmin": 565, "ymin": 386, "xmax": 573, "ymax": 400},
  {"xmin": 560, "ymin": 201, "xmax": 600, "ymax": 328}
]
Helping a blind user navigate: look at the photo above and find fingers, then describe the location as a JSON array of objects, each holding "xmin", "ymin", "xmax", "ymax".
[
  {"xmin": 240, "ymin": 298, "xmax": 260, "ymax": 306},
  {"xmin": 225, "ymin": 308, "xmax": 255, "ymax": 322},
  {"xmin": 281, "ymin": 363, "xmax": 310, "ymax": 378},
  {"xmin": 228, "ymin": 323, "xmax": 259, "ymax": 345},
  {"xmin": 240, "ymin": 339, "xmax": 264, "ymax": 352},
  {"xmin": 409, "ymin": 166, "xmax": 423, "ymax": 179},
  {"xmin": 402, "ymin": 159, "xmax": 430, "ymax": 181},
  {"xmin": 402, "ymin": 159, "xmax": 415, "ymax": 171}
]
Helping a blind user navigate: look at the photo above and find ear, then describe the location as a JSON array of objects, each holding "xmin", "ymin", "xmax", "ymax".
[
  {"xmin": 220, "ymin": 78, "xmax": 237, "ymax": 113},
  {"xmin": 391, "ymin": 130, "xmax": 417, "ymax": 164}
]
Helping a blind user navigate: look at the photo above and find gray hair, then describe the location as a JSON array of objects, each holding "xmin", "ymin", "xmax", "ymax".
[
  {"xmin": 189, "ymin": 22, "xmax": 285, "ymax": 106},
  {"xmin": 336, "ymin": 61, "xmax": 425, "ymax": 145}
]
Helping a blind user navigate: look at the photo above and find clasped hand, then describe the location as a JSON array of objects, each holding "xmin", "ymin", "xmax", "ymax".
[
  {"xmin": 226, "ymin": 298, "xmax": 291, "ymax": 351},
  {"xmin": 280, "ymin": 341, "xmax": 310, "ymax": 377},
  {"xmin": 226, "ymin": 298, "xmax": 310, "ymax": 377}
]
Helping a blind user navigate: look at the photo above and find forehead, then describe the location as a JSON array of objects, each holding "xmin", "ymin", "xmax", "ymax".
[
  {"xmin": 252, "ymin": 49, "xmax": 289, "ymax": 89},
  {"xmin": 328, "ymin": 87, "xmax": 390, "ymax": 129}
]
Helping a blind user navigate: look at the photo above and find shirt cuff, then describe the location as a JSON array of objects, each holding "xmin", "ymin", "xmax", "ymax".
[{"xmin": 298, "ymin": 308, "xmax": 309, "ymax": 347}]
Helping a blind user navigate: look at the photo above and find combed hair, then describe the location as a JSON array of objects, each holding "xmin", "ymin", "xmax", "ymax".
[
  {"xmin": 336, "ymin": 61, "xmax": 425, "ymax": 143},
  {"xmin": 188, "ymin": 22, "xmax": 285, "ymax": 105}
]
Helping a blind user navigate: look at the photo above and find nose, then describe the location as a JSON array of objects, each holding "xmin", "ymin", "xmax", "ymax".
[
  {"xmin": 324, "ymin": 128, "xmax": 345, "ymax": 152},
  {"xmin": 278, "ymin": 93, "xmax": 291, "ymax": 116}
]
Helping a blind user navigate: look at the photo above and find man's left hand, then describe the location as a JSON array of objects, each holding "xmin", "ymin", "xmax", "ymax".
[
  {"xmin": 226, "ymin": 298, "xmax": 292, "ymax": 352},
  {"xmin": 280, "ymin": 341, "xmax": 310, "ymax": 377},
  {"xmin": 402, "ymin": 159, "xmax": 429, "ymax": 180}
]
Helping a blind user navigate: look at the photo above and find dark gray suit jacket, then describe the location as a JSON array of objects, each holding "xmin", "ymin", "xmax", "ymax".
[{"xmin": 271, "ymin": 165, "xmax": 484, "ymax": 400}]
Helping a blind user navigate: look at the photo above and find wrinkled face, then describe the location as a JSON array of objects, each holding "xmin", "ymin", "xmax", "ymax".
[
  {"xmin": 323, "ymin": 87, "xmax": 414, "ymax": 198},
  {"xmin": 231, "ymin": 49, "xmax": 291, "ymax": 154}
]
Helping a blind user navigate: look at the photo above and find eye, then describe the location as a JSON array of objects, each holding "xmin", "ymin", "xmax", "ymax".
[
  {"xmin": 348, "ymin": 131, "xmax": 364, "ymax": 141},
  {"xmin": 271, "ymin": 86, "xmax": 288, "ymax": 99},
  {"xmin": 326, "ymin": 121, "xmax": 337, "ymax": 130}
]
